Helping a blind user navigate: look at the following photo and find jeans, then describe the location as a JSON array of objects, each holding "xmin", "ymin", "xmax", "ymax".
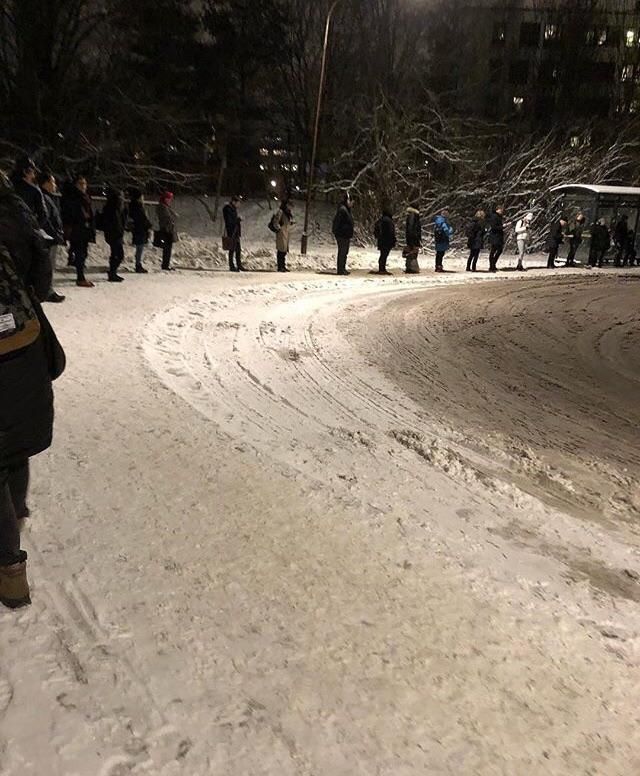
[
  {"xmin": 71, "ymin": 240, "xmax": 89, "ymax": 281},
  {"xmin": 435, "ymin": 250, "xmax": 445, "ymax": 269},
  {"xmin": 228, "ymin": 241, "xmax": 242, "ymax": 270},
  {"xmin": 336, "ymin": 237, "xmax": 350, "ymax": 274},
  {"xmin": 108, "ymin": 239, "xmax": 125, "ymax": 276},
  {"xmin": 0, "ymin": 462, "xmax": 28, "ymax": 565},
  {"xmin": 135, "ymin": 244, "xmax": 145, "ymax": 267},
  {"xmin": 162, "ymin": 240, "xmax": 173, "ymax": 269},
  {"xmin": 547, "ymin": 243, "xmax": 559, "ymax": 268},
  {"xmin": 467, "ymin": 249, "xmax": 480, "ymax": 271},
  {"xmin": 378, "ymin": 247, "xmax": 391, "ymax": 272}
]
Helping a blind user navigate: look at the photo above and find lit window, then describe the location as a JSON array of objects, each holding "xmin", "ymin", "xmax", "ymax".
[
  {"xmin": 544, "ymin": 24, "xmax": 559, "ymax": 41},
  {"xmin": 622, "ymin": 64, "xmax": 634, "ymax": 82},
  {"xmin": 626, "ymin": 29, "xmax": 636, "ymax": 47},
  {"xmin": 570, "ymin": 136, "xmax": 580, "ymax": 148},
  {"xmin": 513, "ymin": 96, "xmax": 524, "ymax": 111}
]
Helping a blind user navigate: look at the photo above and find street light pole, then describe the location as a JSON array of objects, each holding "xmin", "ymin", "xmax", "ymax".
[{"xmin": 300, "ymin": 0, "xmax": 344, "ymax": 255}]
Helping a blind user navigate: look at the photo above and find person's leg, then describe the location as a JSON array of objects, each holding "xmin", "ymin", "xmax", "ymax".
[
  {"xmin": 162, "ymin": 240, "xmax": 173, "ymax": 270},
  {"xmin": 379, "ymin": 247, "xmax": 390, "ymax": 273},
  {"xmin": 517, "ymin": 240, "xmax": 525, "ymax": 269},
  {"xmin": 236, "ymin": 241, "xmax": 245, "ymax": 271},
  {"xmin": 74, "ymin": 241, "xmax": 92, "ymax": 285},
  {"xmin": 0, "ymin": 469, "xmax": 20, "ymax": 565},
  {"xmin": 337, "ymin": 239, "xmax": 349, "ymax": 274},
  {"xmin": 466, "ymin": 251, "xmax": 473, "ymax": 271},
  {"xmin": 135, "ymin": 243, "xmax": 147, "ymax": 272},
  {"xmin": 8, "ymin": 462, "xmax": 29, "ymax": 521},
  {"xmin": 488, "ymin": 245, "xmax": 496, "ymax": 271},
  {"xmin": 228, "ymin": 248, "xmax": 237, "ymax": 271},
  {"xmin": 435, "ymin": 250, "xmax": 444, "ymax": 271},
  {"xmin": 277, "ymin": 251, "xmax": 286, "ymax": 271}
]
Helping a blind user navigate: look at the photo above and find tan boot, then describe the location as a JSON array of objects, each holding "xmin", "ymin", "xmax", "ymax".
[{"xmin": 0, "ymin": 554, "xmax": 31, "ymax": 609}]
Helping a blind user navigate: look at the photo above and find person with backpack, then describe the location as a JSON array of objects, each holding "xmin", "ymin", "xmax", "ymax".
[
  {"xmin": 157, "ymin": 191, "xmax": 178, "ymax": 271},
  {"xmin": 404, "ymin": 204, "xmax": 421, "ymax": 274},
  {"xmin": 434, "ymin": 209, "xmax": 453, "ymax": 272},
  {"xmin": 466, "ymin": 209, "xmax": 485, "ymax": 272},
  {"xmin": 38, "ymin": 172, "xmax": 66, "ymax": 302},
  {"xmin": 546, "ymin": 217, "xmax": 566, "ymax": 269},
  {"xmin": 514, "ymin": 212, "xmax": 534, "ymax": 271},
  {"xmin": 373, "ymin": 207, "xmax": 396, "ymax": 275},
  {"xmin": 589, "ymin": 218, "xmax": 610, "ymax": 267},
  {"xmin": 270, "ymin": 196, "xmax": 294, "ymax": 272},
  {"xmin": 101, "ymin": 187, "xmax": 127, "ymax": 283},
  {"xmin": 0, "ymin": 170, "xmax": 58, "ymax": 609},
  {"xmin": 223, "ymin": 195, "xmax": 244, "ymax": 272},
  {"xmin": 565, "ymin": 213, "xmax": 586, "ymax": 267},
  {"xmin": 332, "ymin": 193, "xmax": 354, "ymax": 276},
  {"xmin": 127, "ymin": 188, "xmax": 152, "ymax": 274},
  {"xmin": 65, "ymin": 174, "xmax": 95, "ymax": 287},
  {"xmin": 487, "ymin": 206, "xmax": 505, "ymax": 272}
]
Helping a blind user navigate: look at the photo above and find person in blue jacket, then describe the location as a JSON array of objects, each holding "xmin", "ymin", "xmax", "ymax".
[{"xmin": 434, "ymin": 209, "xmax": 454, "ymax": 272}]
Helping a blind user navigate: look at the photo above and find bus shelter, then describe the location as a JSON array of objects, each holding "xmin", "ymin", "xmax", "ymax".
[{"xmin": 549, "ymin": 184, "xmax": 640, "ymax": 263}]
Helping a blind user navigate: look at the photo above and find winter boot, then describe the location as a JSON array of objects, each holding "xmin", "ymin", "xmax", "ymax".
[{"xmin": 0, "ymin": 552, "xmax": 30, "ymax": 609}]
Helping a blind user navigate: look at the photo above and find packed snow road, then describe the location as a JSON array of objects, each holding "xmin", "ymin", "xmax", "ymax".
[{"xmin": 1, "ymin": 264, "xmax": 639, "ymax": 775}]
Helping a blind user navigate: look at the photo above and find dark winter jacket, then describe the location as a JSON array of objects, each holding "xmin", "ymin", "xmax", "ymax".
[
  {"xmin": 487, "ymin": 211, "xmax": 505, "ymax": 247},
  {"xmin": 434, "ymin": 214, "xmax": 454, "ymax": 252},
  {"xmin": 223, "ymin": 202, "xmax": 241, "ymax": 240},
  {"xmin": 0, "ymin": 185, "xmax": 54, "ymax": 468},
  {"xmin": 332, "ymin": 204, "xmax": 354, "ymax": 240},
  {"xmin": 567, "ymin": 220, "xmax": 584, "ymax": 246},
  {"xmin": 613, "ymin": 218, "xmax": 629, "ymax": 247},
  {"xmin": 591, "ymin": 223, "xmax": 610, "ymax": 252},
  {"xmin": 466, "ymin": 217, "xmax": 485, "ymax": 251},
  {"xmin": 12, "ymin": 177, "xmax": 48, "ymax": 230},
  {"xmin": 101, "ymin": 191, "xmax": 127, "ymax": 245},
  {"xmin": 376, "ymin": 212, "xmax": 396, "ymax": 250},
  {"xmin": 65, "ymin": 187, "xmax": 95, "ymax": 245},
  {"xmin": 548, "ymin": 220, "xmax": 564, "ymax": 247},
  {"xmin": 42, "ymin": 191, "xmax": 65, "ymax": 245},
  {"xmin": 128, "ymin": 199, "xmax": 152, "ymax": 245},
  {"xmin": 405, "ymin": 208, "xmax": 422, "ymax": 248},
  {"xmin": 158, "ymin": 202, "xmax": 177, "ymax": 241}
]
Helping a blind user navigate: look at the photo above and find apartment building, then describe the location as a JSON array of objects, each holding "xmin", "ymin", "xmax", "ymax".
[{"xmin": 457, "ymin": 1, "xmax": 640, "ymax": 121}]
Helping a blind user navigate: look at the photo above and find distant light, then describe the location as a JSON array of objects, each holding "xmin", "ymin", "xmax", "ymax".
[
  {"xmin": 259, "ymin": 164, "xmax": 265, "ymax": 171},
  {"xmin": 295, "ymin": 186, "xmax": 301, "ymax": 192},
  {"xmin": 270, "ymin": 179, "xmax": 277, "ymax": 188}
]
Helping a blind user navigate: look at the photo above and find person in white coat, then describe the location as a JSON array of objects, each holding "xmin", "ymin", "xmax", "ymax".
[{"xmin": 514, "ymin": 212, "xmax": 534, "ymax": 270}]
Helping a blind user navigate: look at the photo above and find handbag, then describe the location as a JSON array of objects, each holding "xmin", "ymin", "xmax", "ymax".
[
  {"xmin": 32, "ymin": 298, "xmax": 66, "ymax": 381},
  {"xmin": 0, "ymin": 246, "xmax": 41, "ymax": 356},
  {"xmin": 222, "ymin": 234, "xmax": 234, "ymax": 251}
]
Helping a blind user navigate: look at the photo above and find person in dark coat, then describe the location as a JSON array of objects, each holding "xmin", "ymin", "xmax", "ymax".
[
  {"xmin": 565, "ymin": 213, "xmax": 586, "ymax": 267},
  {"xmin": 0, "ymin": 171, "xmax": 54, "ymax": 608},
  {"xmin": 374, "ymin": 207, "xmax": 396, "ymax": 274},
  {"xmin": 157, "ymin": 191, "xmax": 178, "ymax": 271},
  {"xmin": 623, "ymin": 227, "xmax": 637, "ymax": 266},
  {"xmin": 434, "ymin": 209, "xmax": 454, "ymax": 272},
  {"xmin": 10, "ymin": 157, "xmax": 49, "ymax": 234},
  {"xmin": 101, "ymin": 187, "xmax": 127, "ymax": 282},
  {"xmin": 65, "ymin": 174, "xmax": 95, "ymax": 287},
  {"xmin": 223, "ymin": 195, "xmax": 244, "ymax": 272},
  {"xmin": 38, "ymin": 172, "xmax": 66, "ymax": 303},
  {"xmin": 332, "ymin": 192, "xmax": 354, "ymax": 276},
  {"xmin": 466, "ymin": 210, "xmax": 485, "ymax": 271},
  {"xmin": 404, "ymin": 205, "xmax": 422, "ymax": 274},
  {"xmin": 547, "ymin": 218, "xmax": 566, "ymax": 268},
  {"xmin": 613, "ymin": 215, "xmax": 629, "ymax": 267},
  {"xmin": 127, "ymin": 188, "xmax": 152, "ymax": 273},
  {"xmin": 589, "ymin": 218, "xmax": 610, "ymax": 267},
  {"xmin": 487, "ymin": 206, "xmax": 505, "ymax": 272}
]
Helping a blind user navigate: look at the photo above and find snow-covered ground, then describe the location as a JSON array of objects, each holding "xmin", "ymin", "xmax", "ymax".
[{"xmin": 1, "ymin": 249, "xmax": 639, "ymax": 775}]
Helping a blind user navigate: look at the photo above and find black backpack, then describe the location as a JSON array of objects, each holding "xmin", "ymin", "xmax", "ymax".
[
  {"xmin": 0, "ymin": 244, "xmax": 40, "ymax": 357},
  {"xmin": 268, "ymin": 212, "xmax": 280, "ymax": 233}
]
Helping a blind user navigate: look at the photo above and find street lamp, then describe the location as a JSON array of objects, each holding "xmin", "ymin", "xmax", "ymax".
[{"xmin": 300, "ymin": 0, "xmax": 345, "ymax": 255}]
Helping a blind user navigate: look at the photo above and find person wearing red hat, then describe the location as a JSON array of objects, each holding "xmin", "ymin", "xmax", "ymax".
[{"xmin": 157, "ymin": 191, "xmax": 177, "ymax": 271}]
